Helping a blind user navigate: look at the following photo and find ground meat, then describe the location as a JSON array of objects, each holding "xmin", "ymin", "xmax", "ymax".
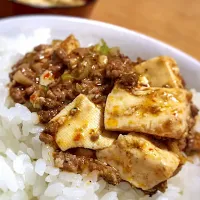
[
  {"xmin": 183, "ymin": 104, "xmax": 200, "ymax": 153},
  {"xmin": 46, "ymin": 89, "xmax": 57, "ymax": 100},
  {"xmin": 25, "ymin": 85, "xmax": 36, "ymax": 96},
  {"xmin": 10, "ymin": 86, "xmax": 26, "ymax": 104},
  {"xmin": 118, "ymin": 72, "xmax": 139, "ymax": 88},
  {"xmin": 51, "ymin": 87, "xmax": 66, "ymax": 102},
  {"xmin": 144, "ymin": 181, "xmax": 167, "ymax": 196},
  {"xmin": 38, "ymin": 109, "xmax": 60, "ymax": 123},
  {"xmin": 191, "ymin": 104, "xmax": 199, "ymax": 118},
  {"xmin": 177, "ymin": 137, "xmax": 187, "ymax": 151},
  {"xmin": 53, "ymin": 151, "xmax": 121, "ymax": 185},
  {"xmin": 69, "ymin": 148, "xmax": 96, "ymax": 158},
  {"xmin": 48, "ymin": 63, "xmax": 64, "ymax": 75},
  {"xmin": 9, "ymin": 38, "xmax": 139, "ymax": 123},
  {"xmin": 21, "ymin": 66, "xmax": 37, "ymax": 81},
  {"xmin": 156, "ymin": 181, "xmax": 167, "ymax": 193},
  {"xmin": 188, "ymin": 117, "xmax": 196, "ymax": 131},
  {"xmin": 55, "ymin": 48, "xmax": 69, "ymax": 66},
  {"xmin": 50, "ymin": 81, "xmax": 77, "ymax": 101},
  {"xmin": 31, "ymin": 62, "xmax": 44, "ymax": 74},
  {"xmin": 186, "ymin": 131, "xmax": 200, "ymax": 153},
  {"xmin": 34, "ymin": 44, "xmax": 51, "ymax": 51},
  {"xmin": 44, "ymin": 121, "xmax": 60, "ymax": 135},
  {"xmin": 39, "ymin": 132, "xmax": 58, "ymax": 149},
  {"xmin": 73, "ymin": 48, "xmax": 90, "ymax": 57},
  {"xmin": 106, "ymin": 55, "xmax": 133, "ymax": 79},
  {"xmin": 39, "ymin": 97, "xmax": 62, "ymax": 109}
]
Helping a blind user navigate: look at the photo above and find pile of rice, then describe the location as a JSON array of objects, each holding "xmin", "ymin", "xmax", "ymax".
[{"xmin": 0, "ymin": 29, "xmax": 200, "ymax": 200}]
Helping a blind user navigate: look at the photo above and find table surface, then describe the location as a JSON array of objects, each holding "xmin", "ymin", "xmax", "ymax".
[
  {"xmin": 1, "ymin": 0, "xmax": 200, "ymax": 60},
  {"xmin": 89, "ymin": 0, "xmax": 200, "ymax": 61}
]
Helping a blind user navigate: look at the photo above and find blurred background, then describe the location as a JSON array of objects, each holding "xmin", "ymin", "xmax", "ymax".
[{"xmin": 1, "ymin": 0, "xmax": 200, "ymax": 60}]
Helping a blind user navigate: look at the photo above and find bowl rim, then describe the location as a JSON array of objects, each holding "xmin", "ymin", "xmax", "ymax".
[
  {"xmin": 10, "ymin": 0, "xmax": 96, "ymax": 9},
  {"xmin": 0, "ymin": 14, "xmax": 199, "ymax": 67}
]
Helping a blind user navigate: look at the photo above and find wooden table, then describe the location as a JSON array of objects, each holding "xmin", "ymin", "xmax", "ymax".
[
  {"xmin": 1, "ymin": 0, "xmax": 200, "ymax": 60},
  {"xmin": 90, "ymin": 0, "xmax": 200, "ymax": 60}
]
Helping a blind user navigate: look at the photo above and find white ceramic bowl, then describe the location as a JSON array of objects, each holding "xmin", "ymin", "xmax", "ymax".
[{"xmin": 0, "ymin": 15, "xmax": 199, "ymax": 90}]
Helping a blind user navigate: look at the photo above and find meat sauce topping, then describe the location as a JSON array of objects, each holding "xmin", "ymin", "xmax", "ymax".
[
  {"xmin": 9, "ymin": 35, "xmax": 200, "ymax": 192},
  {"xmin": 10, "ymin": 36, "xmax": 141, "ymax": 123}
]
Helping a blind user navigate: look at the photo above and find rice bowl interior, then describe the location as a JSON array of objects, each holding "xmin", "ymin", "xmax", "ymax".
[{"xmin": 0, "ymin": 16, "xmax": 200, "ymax": 200}]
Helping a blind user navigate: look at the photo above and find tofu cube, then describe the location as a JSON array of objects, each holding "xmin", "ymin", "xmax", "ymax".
[
  {"xmin": 105, "ymin": 86, "xmax": 191, "ymax": 139},
  {"xmin": 96, "ymin": 133, "xmax": 180, "ymax": 190},
  {"xmin": 53, "ymin": 94, "xmax": 117, "ymax": 151},
  {"xmin": 134, "ymin": 56, "xmax": 183, "ymax": 88}
]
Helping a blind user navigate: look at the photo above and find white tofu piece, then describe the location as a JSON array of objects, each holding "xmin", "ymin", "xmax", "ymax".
[
  {"xmin": 52, "ymin": 94, "xmax": 117, "ymax": 151},
  {"xmin": 96, "ymin": 133, "xmax": 180, "ymax": 190},
  {"xmin": 59, "ymin": 34, "xmax": 80, "ymax": 55},
  {"xmin": 134, "ymin": 56, "xmax": 183, "ymax": 88},
  {"xmin": 104, "ymin": 86, "xmax": 191, "ymax": 139}
]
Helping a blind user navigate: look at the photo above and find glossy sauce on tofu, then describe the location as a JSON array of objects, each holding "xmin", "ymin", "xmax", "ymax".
[{"xmin": 9, "ymin": 35, "xmax": 200, "ymax": 192}]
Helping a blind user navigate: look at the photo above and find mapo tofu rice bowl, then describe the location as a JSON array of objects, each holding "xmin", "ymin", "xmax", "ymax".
[{"xmin": 0, "ymin": 28, "xmax": 200, "ymax": 200}]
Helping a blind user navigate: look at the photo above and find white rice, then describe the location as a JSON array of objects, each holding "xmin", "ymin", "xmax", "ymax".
[{"xmin": 0, "ymin": 29, "xmax": 200, "ymax": 200}]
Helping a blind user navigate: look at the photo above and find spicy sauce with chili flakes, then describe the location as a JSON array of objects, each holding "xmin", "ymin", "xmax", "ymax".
[{"xmin": 9, "ymin": 36, "xmax": 140, "ymax": 123}]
